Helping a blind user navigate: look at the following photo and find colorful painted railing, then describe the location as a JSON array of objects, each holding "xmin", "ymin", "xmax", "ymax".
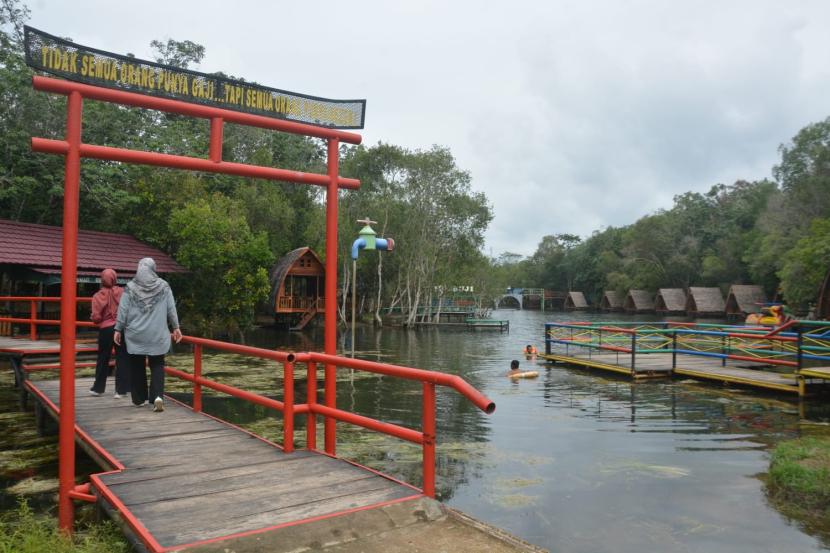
[
  {"xmin": 545, "ymin": 320, "xmax": 830, "ymax": 371},
  {"xmin": 0, "ymin": 296, "xmax": 94, "ymax": 340}
]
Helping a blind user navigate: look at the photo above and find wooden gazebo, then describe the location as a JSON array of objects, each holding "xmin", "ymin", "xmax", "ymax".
[
  {"xmin": 624, "ymin": 290, "xmax": 654, "ymax": 313},
  {"xmin": 685, "ymin": 287, "xmax": 725, "ymax": 317},
  {"xmin": 564, "ymin": 291, "xmax": 589, "ymax": 311},
  {"xmin": 600, "ymin": 291, "xmax": 623, "ymax": 311},
  {"xmin": 654, "ymin": 288, "xmax": 686, "ymax": 315},
  {"xmin": 725, "ymin": 285, "xmax": 766, "ymax": 318},
  {"xmin": 266, "ymin": 247, "xmax": 324, "ymax": 330}
]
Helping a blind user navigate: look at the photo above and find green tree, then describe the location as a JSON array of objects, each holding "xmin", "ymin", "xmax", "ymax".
[
  {"xmin": 168, "ymin": 195, "xmax": 272, "ymax": 338},
  {"xmin": 778, "ymin": 218, "xmax": 830, "ymax": 308}
]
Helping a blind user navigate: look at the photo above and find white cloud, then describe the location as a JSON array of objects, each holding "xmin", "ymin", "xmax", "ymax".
[{"xmin": 28, "ymin": 0, "xmax": 830, "ymax": 256}]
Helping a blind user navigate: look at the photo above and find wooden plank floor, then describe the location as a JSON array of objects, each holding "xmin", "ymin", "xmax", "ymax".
[
  {"xmin": 0, "ymin": 336, "xmax": 96, "ymax": 354},
  {"xmin": 29, "ymin": 376, "xmax": 420, "ymax": 551},
  {"xmin": 543, "ymin": 350, "xmax": 801, "ymax": 393}
]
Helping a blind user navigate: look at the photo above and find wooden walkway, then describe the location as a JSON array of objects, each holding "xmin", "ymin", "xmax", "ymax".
[
  {"xmin": 26, "ymin": 376, "xmax": 420, "ymax": 551},
  {"xmin": 542, "ymin": 351, "xmax": 804, "ymax": 394}
]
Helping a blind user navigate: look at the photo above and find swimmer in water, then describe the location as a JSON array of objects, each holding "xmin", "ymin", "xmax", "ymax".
[
  {"xmin": 525, "ymin": 344, "xmax": 537, "ymax": 355},
  {"xmin": 507, "ymin": 359, "xmax": 521, "ymax": 376}
]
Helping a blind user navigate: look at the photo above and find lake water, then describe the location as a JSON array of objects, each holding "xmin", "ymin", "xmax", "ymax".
[{"xmin": 4, "ymin": 309, "xmax": 830, "ymax": 552}]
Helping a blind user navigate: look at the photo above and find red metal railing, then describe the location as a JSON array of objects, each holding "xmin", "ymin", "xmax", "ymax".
[
  {"xmin": 0, "ymin": 296, "xmax": 94, "ymax": 340},
  {"xmin": 166, "ymin": 336, "xmax": 494, "ymax": 499}
]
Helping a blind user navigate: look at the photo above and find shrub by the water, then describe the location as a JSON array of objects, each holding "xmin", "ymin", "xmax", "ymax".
[{"xmin": 0, "ymin": 499, "xmax": 128, "ymax": 553}]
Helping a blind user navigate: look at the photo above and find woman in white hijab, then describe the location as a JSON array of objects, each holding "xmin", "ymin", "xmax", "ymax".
[{"xmin": 114, "ymin": 258, "xmax": 182, "ymax": 412}]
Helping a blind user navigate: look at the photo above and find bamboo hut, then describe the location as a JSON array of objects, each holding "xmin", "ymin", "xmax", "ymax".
[
  {"xmin": 600, "ymin": 291, "xmax": 623, "ymax": 311},
  {"xmin": 266, "ymin": 247, "xmax": 325, "ymax": 330},
  {"xmin": 725, "ymin": 285, "xmax": 767, "ymax": 318},
  {"xmin": 654, "ymin": 288, "xmax": 687, "ymax": 315},
  {"xmin": 685, "ymin": 287, "xmax": 725, "ymax": 317},
  {"xmin": 564, "ymin": 291, "xmax": 589, "ymax": 311},
  {"xmin": 624, "ymin": 290, "xmax": 654, "ymax": 313},
  {"xmin": 819, "ymin": 268, "xmax": 830, "ymax": 319}
]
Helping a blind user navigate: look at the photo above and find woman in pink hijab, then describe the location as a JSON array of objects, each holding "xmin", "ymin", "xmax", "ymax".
[{"xmin": 89, "ymin": 268, "xmax": 130, "ymax": 397}]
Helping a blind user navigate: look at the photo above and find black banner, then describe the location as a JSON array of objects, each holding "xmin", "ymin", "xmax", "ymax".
[{"xmin": 24, "ymin": 26, "xmax": 366, "ymax": 129}]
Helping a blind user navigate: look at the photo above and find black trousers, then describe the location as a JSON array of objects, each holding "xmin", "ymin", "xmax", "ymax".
[
  {"xmin": 129, "ymin": 354, "xmax": 165, "ymax": 405},
  {"xmin": 91, "ymin": 326, "xmax": 130, "ymax": 394}
]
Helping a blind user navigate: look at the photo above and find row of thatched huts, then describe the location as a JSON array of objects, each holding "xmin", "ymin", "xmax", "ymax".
[{"xmin": 597, "ymin": 285, "xmax": 768, "ymax": 317}]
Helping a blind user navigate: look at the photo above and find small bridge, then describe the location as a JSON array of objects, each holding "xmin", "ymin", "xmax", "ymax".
[{"xmin": 496, "ymin": 288, "xmax": 567, "ymax": 310}]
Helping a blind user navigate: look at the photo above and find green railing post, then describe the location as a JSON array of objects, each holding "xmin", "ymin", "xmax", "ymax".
[
  {"xmin": 796, "ymin": 327, "xmax": 804, "ymax": 373},
  {"xmin": 672, "ymin": 331, "xmax": 677, "ymax": 369}
]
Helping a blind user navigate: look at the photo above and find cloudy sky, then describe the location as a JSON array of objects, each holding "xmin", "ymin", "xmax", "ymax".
[{"xmin": 27, "ymin": 0, "xmax": 830, "ymax": 256}]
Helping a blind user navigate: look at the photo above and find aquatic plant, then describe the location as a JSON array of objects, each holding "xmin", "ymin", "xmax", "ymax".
[{"xmin": 0, "ymin": 499, "xmax": 128, "ymax": 553}]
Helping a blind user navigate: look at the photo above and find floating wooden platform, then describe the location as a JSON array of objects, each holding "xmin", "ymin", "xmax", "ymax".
[
  {"xmin": 26, "ymin": 376, "xmax": 421, "ymax": 551},
  {"xmin": 542, "ymin": 351, "xmax": 804, "ymax": 394},
  {"xmin": 465, "ymin": 319, "xmax": 510, "ymax": 330}
]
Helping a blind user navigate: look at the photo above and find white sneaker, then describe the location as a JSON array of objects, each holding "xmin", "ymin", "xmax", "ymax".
[
  {"xmin": 153, "ymin": 397, "xmax": 164, "ymax": 412},
  {"xmin": 88, "ymin": 389, "xmax": 102, "ymax": 396},
  {"xmin": 113, "ymin": 393, "xmax": 124, "ymax": 399}
]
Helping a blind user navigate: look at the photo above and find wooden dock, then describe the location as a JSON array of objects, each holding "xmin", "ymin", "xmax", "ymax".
[
  {"xmin": 542, "ymin": 351, "xmax": 804, "ymax": 394},
  {"xmin": 27, "ymin": 375, "xmax": 420, "ymax": 550},
  {"xmin": 465, "ymin": 318, "xmax": 510, "ymax": 331}
]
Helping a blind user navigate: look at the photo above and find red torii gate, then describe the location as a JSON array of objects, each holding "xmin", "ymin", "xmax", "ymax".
[{"xmin": 30, "ymin": 75, "xmax": 361, "ymax": 531}]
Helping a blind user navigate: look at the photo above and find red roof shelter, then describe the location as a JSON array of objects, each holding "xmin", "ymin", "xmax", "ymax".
[{"xmin": 0, "ymin": 218, "xmax": 184, "ymax": 289}]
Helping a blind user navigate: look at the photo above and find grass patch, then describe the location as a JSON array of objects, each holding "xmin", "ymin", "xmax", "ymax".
[
  {"xmin": 768, "ymin": 436, "xmax": 830, "ymax": 511},
  {"xmin": 0, "ymin": 499, "xmax": 128, "ymax": 553}
]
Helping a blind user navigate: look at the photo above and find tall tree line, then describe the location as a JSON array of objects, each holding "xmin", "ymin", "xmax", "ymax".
[{"xmin": 501, "ymin": 119, "xmax": 830, "ymax": 311}]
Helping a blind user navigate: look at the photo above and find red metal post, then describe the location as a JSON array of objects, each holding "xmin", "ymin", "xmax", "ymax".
[
  {"xmin": 422, "ymin": 382, "xmax": 436, "ymax": 498},
  {"xmin": 324, "ymin": 138, "xmax": 339, "ymax": 455},
  {"xmin": 58, "ymin": 90, "xmax": 82, "ymax": 532},
  {"xmin": 209, "ymin": 117, "xmax": 223, "ymax": 162},
  {"xmin": 193, "ymin": 344, "xmax": 202, "ymax": 413},
  {"xmin": 29, "ymin": 300, "xmax": 37, "ymax": 340},
  {"xmin": 306, "ymin": 361, "xmax": 317, "ymax": 450},
  {"xmin": 283, "ymin": 361, "xmax": 295, "ymax": 453}
]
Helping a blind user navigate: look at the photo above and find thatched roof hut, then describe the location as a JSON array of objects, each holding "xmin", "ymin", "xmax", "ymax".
[
  {"xmin": 819, "ymin": 268, "xmax": 830, "ymax": 319},
  {"xmin": 564, "ymin": 291, "xmax": 589, "ymax": 310},
  {"xmin": 725, "ymin": 285, "xmax": 767, "ymax": 317},
  {"xmin": 685, "ymin": 287, "xmax": 725, "ymax": 316},
  {"xmin": 654, "ymin": 288, "xmax": 686, "ymax": 314},
  {"xmin": 600, "ymin": 291, "xmax": 623, "ymax": 311},
  {"xmin": 624, "ymin": 290, "xmax": 654, "ymax": 313}
]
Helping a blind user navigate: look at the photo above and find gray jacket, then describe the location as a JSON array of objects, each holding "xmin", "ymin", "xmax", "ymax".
[{"xmin": 115, "ymin": 282, "xmax": 180, "ymax": 356}]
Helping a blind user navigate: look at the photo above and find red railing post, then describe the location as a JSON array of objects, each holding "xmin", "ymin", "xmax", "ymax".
[
  {"xmin": 193, "ymin": 344, "xmax": 202, "ymax": 413},
  {"xmin": 306, "ymin": 361, "xmax": 317, "ymax": 450},
  {"xmin": 209, "ymin": 117, "xmax": 223, "ymax": 162},
  {"xmin": 29, "ymin": 299, "xmax": 37, "ymax": 340},
  {"xmin": 324, "ymin": 137, "xmax": 340, "ymax": 455},
  {"xmin": 283, "ymin": 361, "xmax": 295, "ymax": 453},
  {"xmin": 422, "ymin": 381, "xmax": 436, "ymax": 498},
  {"xmin": 58, "ymin": 90, "xmax": 82, "ymax": 533}
]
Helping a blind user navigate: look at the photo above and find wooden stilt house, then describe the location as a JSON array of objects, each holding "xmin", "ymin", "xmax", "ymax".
[
  {"xmin": 725, "ymin": 285, "xmax": 767, "ymax": 318},
  {"xmin": 564, "ymin": 291, "xmax": 589, "ymax": 311},
  {"xmin": 624, "ymin": 290, "xmax": 654, "ymax": 313},
  {"xmin": 600, "ymin": 291, "xmax": 623, "ymax": 312},
  {"xmin": 654, "ymin": 288, "xmax": 687, "ymax": 315},
  {"xmin": 266, "ymin": 247, "xmax": 324, "ymax": 330},
  {"xmin": 685, "ymin": 287, "xmax": 725, "ymax": 317}
]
